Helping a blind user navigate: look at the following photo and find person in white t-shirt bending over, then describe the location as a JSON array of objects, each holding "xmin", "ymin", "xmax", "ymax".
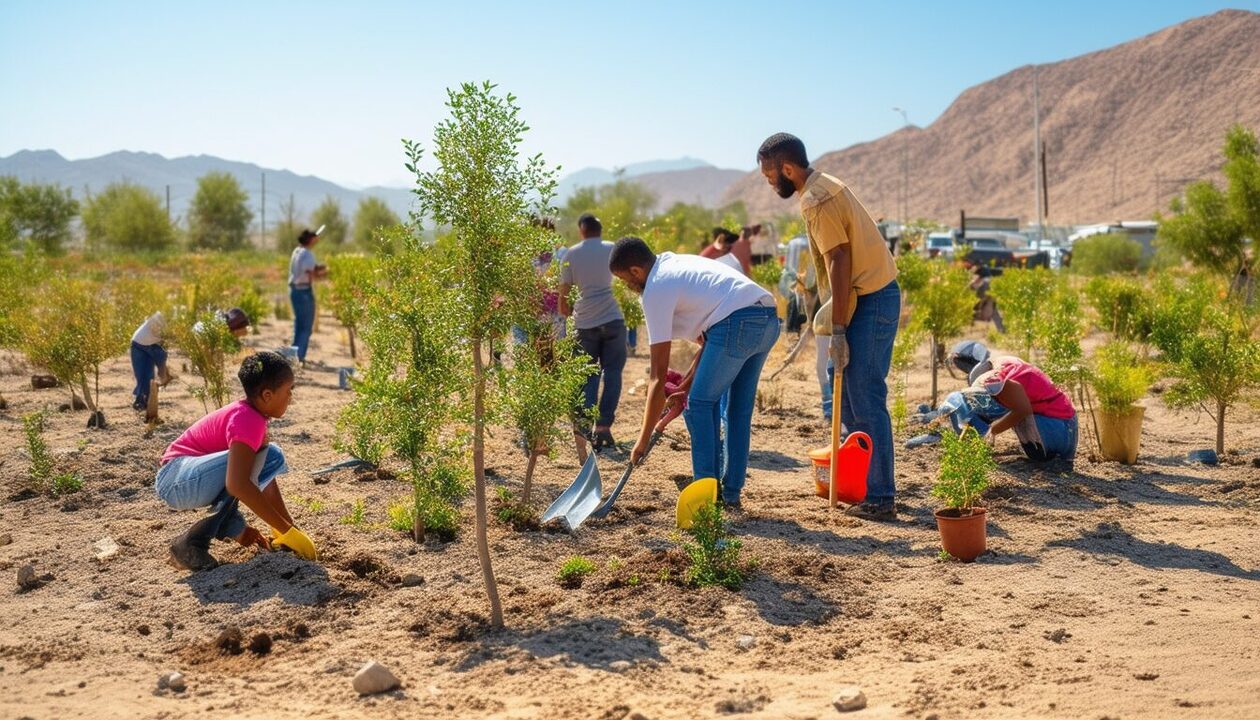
[
  {"xmin": 610, "ymin": 237, "xmax": 781, "ymax": 510},
  {"xmin": 288, "ymin": 228, "xmax": 327, "ymax": 365}
]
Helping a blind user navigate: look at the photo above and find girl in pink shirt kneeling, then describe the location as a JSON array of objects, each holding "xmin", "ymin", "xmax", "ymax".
[{"xmin": 155, "ymin": 351, "xmax": 317, "ymax": 571}]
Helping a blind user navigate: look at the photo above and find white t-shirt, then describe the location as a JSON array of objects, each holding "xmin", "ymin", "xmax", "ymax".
[
  {"xmin": 289, "ymin": 246, "xmax": 317, "ymax": 286},
  {"xmin": 641, "ymin": 252, "xmax": 773, "ymax": 344},
  {"xmin": 714, "ymin": 252, "xmax": 744, "ymax": 273},
  {"xmin": 131, "ymin": 312, "xmax": 165, "ymax": 346}
]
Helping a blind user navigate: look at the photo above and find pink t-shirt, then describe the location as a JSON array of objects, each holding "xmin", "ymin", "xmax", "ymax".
[
  {"xmin": 987, "ymin": 362, "xmax": 1076, "ymax": 420},
  {"xmin": 161, "ymin": 399, "xmax": 269, "ymax": 464}
]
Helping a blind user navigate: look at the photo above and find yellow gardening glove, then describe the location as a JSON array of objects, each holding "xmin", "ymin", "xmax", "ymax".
[{"xmin": 273, "ymin": 526, "xmax": 319, "ymax": 561}]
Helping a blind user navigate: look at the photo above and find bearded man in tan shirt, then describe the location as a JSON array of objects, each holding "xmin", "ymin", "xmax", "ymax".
[{"xmin": 757, "ymin": 133, "xmax": 902, "ymax": 521}]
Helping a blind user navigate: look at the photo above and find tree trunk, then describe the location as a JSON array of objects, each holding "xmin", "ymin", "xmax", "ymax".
[
  {"xmin": 574, "ymin": 432, "xmax": 589, "ymax": 465},
  {"xmin": 79, "ymin": 375, "xmax": 97, "ymax": 413},
  {"xmin": 145, "ymin": 379, "xmax": 159, "ymax": 423},
  {"xmin": 348, "ymin": 327, "xmax": 357, "ymax": 360},
  {"xmin": 930, "ymin": 336, "xmax": 939, "ymax": 408},
  {"xmin": 523, "ymin": 451, "xmax": 539, "ymax": 505},
  {"xmin": 471, "ymin": 338, "xmax": 504, "ymax": 629},
  {"xmin": 1216, "ymin": 400, "xmax": 1227, "ymax": 456},
  {"xmin": 412, "ymin": 510, "xmax": 424, "ymax": 544}
]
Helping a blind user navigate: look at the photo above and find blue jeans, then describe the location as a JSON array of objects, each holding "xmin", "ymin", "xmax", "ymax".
[
  {"xmin": 290, "ymin": 285, "xmax": 315, "ymax": 362},
  {"xmin": 130, "ymin": 341, "xmax": 168, "ymax": 406},
  {"xmin": 627, "ymin": 327, "xmax": 638, "ymax": 350},
  {"xmin": 827, "ymin": 280, "xmax": 900, "ymax": 504},
  {"xmin": 685, "ymin": 305, "xmax": 781, "ymax": 503},
  {"xmin": 577, "ymin": 319, "xmax": 627, "ymax": 428},
  {"xmin": 155, "ymin": 444, "xmax": 288, "ymax": 541},
  {"xmin": 1023, "ymin": 415, "xmax": 1079, "ymax": 462}
]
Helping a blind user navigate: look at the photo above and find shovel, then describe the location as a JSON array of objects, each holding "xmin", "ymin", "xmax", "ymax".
[
  {"xmin": 541, "ymin": 451, "xmax": 602, "ymax": 530},
  {"xmin": 589, "ymin": 394, "xmax": 685, "ymax": 519}
]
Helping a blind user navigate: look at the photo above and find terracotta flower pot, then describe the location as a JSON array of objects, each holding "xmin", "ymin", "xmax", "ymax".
[
  {"xmin": 1095, "ymin": 405, "xmax": 1144, "ymax": 465},
  {"xmin": 934, "ymin": 507, "xmax": 987, "ymax": 562}
]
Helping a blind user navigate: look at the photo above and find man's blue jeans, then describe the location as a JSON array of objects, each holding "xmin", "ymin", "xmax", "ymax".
[
  {"xmin": 827, "ymin": 280, "xmax": 901, "ymax": 505},
  {"xmin": 685, "ymin": 305, "xmax": 781, "ymax": 503},
  {"xmin": 130, "ymin": 341, "xmax": 168, "ymax": 406},
  {"xmin": 155, "ymin": 444, "xmax": 289, "ymax": 542},
  {"xmin": 290, "ymin": 285, "xmax": 315, "ymax": 362},
  {"xmin": 577, "ymin": 319, "xmax": 627, "ymax": 428}
]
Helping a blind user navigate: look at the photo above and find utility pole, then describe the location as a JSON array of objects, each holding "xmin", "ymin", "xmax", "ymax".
[
  {"xmin": 1033, "ymin": 66, "xmax": 1044, "ymax": 249},
  {"xmin": 261, "ymin": 172, "xmax": 266, "ymax": 247},
  {"xmin": 165, "ymin": 185, "xmax": 171, "ymax": 222},
  {"xmin": 893, "ymin": 107, "xmax": 910, "ymax": 227}
]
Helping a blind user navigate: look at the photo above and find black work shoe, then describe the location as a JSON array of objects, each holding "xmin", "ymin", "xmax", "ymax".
[
  {"xmin": 168, "ymin": 534, "xmax": 218, "ymax": 572},
  {"xmin": 844, "ymin": 501, "xmax": 896, "ymax": 521},
  {"xmin": 720, "ymin": 499, "xmax": 743, "ymax": 514},
  {"xmin": 591, "ymin": 429, "xmax": 616, "ymax": 451}
]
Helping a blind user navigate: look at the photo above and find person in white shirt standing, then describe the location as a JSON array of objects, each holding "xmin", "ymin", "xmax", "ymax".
[
  {"xmin": 288, "ymin": 228, "xmax": 327, "ymax": 365},
  {"xmin": 610, "ymin": 237, "xmax": 781, "ymax": 510}
]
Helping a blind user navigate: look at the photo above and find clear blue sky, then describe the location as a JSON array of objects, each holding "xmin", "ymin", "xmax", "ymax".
[{"xmin": 2, "ymin": 1, "xmax": 1256, "ymax": 187}]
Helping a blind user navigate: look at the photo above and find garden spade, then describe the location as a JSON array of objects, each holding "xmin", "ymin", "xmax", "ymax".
[
  {"xmin": 541, "ymin": 452, "xmax": 602, "ymax": 530},
  {"xmin": 589, "ymin": 394, "xmax": 685, "ymax": 519},
  {"xmin": 676, "ymin": 477, "xmax": 717, "ymax": 529}
]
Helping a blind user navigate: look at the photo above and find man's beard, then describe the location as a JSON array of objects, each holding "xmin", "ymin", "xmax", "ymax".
[
  {"xmin": 624, "ymin": 279, "xmax": 645, "ymax": 294},
  {"xmin": 774, "ymin": 172, "xmax": 796, "ymax": 199}
]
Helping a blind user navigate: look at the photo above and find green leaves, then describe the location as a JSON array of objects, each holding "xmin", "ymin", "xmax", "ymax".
[
  {"xmin": 0, "ymin": 176, "xmax": 78, "ymax": 254},
  {"xmin": 187, "ymin": 172, "xmax": 253, "ymax": 251},
  {"xmin": 682, "ymin": 502, "xmax": 745, "ymax": 590},
  {"xmin": 989, "ymin": 267, "xmax": 1057, "ymax": 359},
  {"xmin": 933, "ymin": 428, "xmax": 994, "ymax": 511},
  {"xmin": 1091, "ymin": 342, "xmax": 1152, "ymax": 412},
  {"xmin": 82, "ymin": 181, "xmax": 175, "ymax": 253}
]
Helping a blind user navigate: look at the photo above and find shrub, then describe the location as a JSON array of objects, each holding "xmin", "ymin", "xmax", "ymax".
[
  {"xmin": 324, "ymin": 254, "xmax": 377, "ymax": 359},
  {"xmin": 749, "ymin": 261, "xmax": 783, "ymax": 291},
  {"xmin": 82, "ymin": 181, "xmax": 175, "ymax": 252},
  {"xmin": 169, "ymin": 310, "xmax": 242, "ymax": 411},
  {"xmin": 1038, "ymin": 279, "xmax": 1086, "ymax": 388},
  {"xmin": 932, "ymin": 427, "xmax": 994, "ymax": 511},
  {"xmin": 187, "ymin": 172, "xmax": 253, "ymax": 251},
  {"xmin": 311, "ymin": 196, "xmax": 349, "ymax": 248},
  {"xmin": 1156, "ymin": 301, "xmax": 1260, "ymax": 455},
  {"xmin": 352, "ymin": 196, "xmax": 401, "ymax": 250},
  {"xmin": 682, "ymin": 502, "xmax": 745, "ymax": 589},
  {"xmin": 51, "ymin": 472, "xmax": 83, "ymax": 497},
  {"xmin": 21, "ymin": 277, "xmax": 124, "ymax": 415},
  {"xmin": 895, "ymin": 251, "xmax": 931, "ymax": 297},
  {"xmin": 0, "ymin": 176, "xmax": 79, "ymax": 254},
  {"xmin": 1092, "ymin": 342, "xmax": 1152, "ymax": 412},
  {"xmin": 890, "ymin": 321, "xmax": 926, "ymax": 436},
  {"xmin": 23, "ymin": 412, "xmax": 54, "ymax": 489},
  {"xmin": 912, "ymin": 260, "xmax": 975, "ymax": 405},
  {"xmin": 1084, "ymin": 275, "xmax": 1153, "ymax": 342},
  {"xmin": 340, "ymin": 499, "xmax": 367, "ymax": 526},
  {"xmin": 989, "ymin": 267, "xmax": 1057, "ymax": 359},
  {"xmin": 1070, "ymin": 233, "xmax": 1143, "ymax": 275},
  {"xmin": 557, "ymin": 556, "xmax": 597, "ymax": 588},
  {"xmin": 493, "ymin": 486, "xmax": 540, "ymax": 531}
]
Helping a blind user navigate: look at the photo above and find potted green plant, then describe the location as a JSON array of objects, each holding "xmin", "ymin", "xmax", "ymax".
[
  {"xmin": 1091, "ymin": 341, "xmax": 1152, "ymax": 464},
  {"xmin": 932, "ymin": 427, "xmax": 995, "ymax": 562}
]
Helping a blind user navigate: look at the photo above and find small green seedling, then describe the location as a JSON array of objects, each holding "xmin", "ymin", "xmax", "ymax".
[
  {"xmin": 557, "ymin": 556, "xmax": 597, "ymax": 588},
  {"xmin": 23, "ymin": 412, "xmax": 54, "ymax": 489},
  {"xmin": 51, "ymin": 472, "xmax": 83, "ymax": 497},
  {"xmin": 340, "ymin": 499, "xmax": 367, "ymax": 527},
  {"xmin": 682, "ymin": 502, "xmax": 746, "ymax": 590}
]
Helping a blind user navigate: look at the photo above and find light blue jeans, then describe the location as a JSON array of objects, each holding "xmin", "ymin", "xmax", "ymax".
[
  {"xmin": 685, "ymin": 304, "xmax": 781, "ymax": 503},
  {"xmin": 1022, "ymin": 414, "xmax": 1079, "ymax": 462},
  {"xmin": 155, "ymin": 444, "xmax": 288, "ymax": 541},
  {"xmin": 290, "ymin": 285, "xmax": 315, "ymax": 362},
  {"xmin": 827, "ymin": 280, "xmax": 901, "ymax": 504}
]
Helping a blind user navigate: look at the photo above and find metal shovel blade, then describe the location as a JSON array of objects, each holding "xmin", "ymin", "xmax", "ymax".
[
  {"xmin": 591, "ymin": 429, "xmax": 661, "ymax": 519},
  {"xmin": 542, "ymin": 452, "xmax": 603, "ymax": 530}
]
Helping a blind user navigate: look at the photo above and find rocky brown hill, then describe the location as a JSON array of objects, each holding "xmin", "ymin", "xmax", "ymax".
[{"xmin": 724, "ymin": 9, "xmax": 1260, "ymax": 226}]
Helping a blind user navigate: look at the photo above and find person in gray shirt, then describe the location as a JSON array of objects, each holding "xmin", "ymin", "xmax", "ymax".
[{"xmin": 560, "ymin": 213, "xmax": 627, "ymax": 450}]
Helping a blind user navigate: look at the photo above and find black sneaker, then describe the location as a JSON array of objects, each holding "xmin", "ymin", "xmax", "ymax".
[
  {"xmin": 719, "ymin": 498, "xmax": 743, "ymax": 513},
  {"xmin": 844, "ymin": 502, "xmax": 896, "ymax": 521},
  {"xmin": 591, "ymin": 429, "xmax": 616, "ymax": 451},
  {"xmin": 168, "ymin": 534, "xmax": 218, "ymax": 572}
]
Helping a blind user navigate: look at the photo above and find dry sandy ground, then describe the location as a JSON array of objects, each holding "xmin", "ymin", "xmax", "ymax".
[{"xmin": 1, "ymin": 311, "xmax": 1259, "ymax": 720}]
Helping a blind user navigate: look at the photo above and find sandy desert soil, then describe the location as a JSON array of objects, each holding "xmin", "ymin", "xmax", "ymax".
[{"xmin": 1, "ymin": 309, "xmax": 1259, "ymax": 720}]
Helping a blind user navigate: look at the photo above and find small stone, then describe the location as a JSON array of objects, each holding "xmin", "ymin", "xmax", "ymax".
[
  {"xmin": 609, "ymin": 660, "xmax": 633, "ymax": 673},
  {"xmin": 736, "ymin": 635, "xmax": 756, "ymax": 651},
  {"xmin": 400, "ymin": 574, "xmax": 424, "ymax": 588},
  {"xmin": 137, "ymin": 624, "xmax": 151, "ymax": 636},
  {"xmin": 352, "ymin": 660, "xmax": 401, "ymax": 695},
  {"xmin": 93, "ymin": 537, "xmax": 120, "ymax": 562},
  {"xmin": 832, "ymin": 686, "xmax": 867, "ymax": 712},
  {"xmin": 16, "ymin": 564, "xmax": 38, "ymax": 590},
  {"xmin": 0, "ymin": 534, "xmax": 12, "ymax": 546},
  {"xmin": 159, "ymin": 671, "xmax": 185, "ymax": 692},
  {"xmin": 1134, "ymin": 672, "xmax": 1159, "ymax": 681}
]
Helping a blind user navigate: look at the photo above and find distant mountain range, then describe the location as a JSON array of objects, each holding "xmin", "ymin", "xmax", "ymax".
[
  {"xmin": 0, "ymin": 151, "xmax": 747, "ymax": 231},
  {"xmin": 723, "ymin": 9, "xmax": 1260, "ymax": 225}
]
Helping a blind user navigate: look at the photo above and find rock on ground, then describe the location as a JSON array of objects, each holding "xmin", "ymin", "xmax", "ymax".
[
  {"xmin": 833, "ymin": 686, "xmax": 867, "ymax": 712},
  {"xmin": 158, "ymin": 672, "xmax": 185, "ymax": 692},
  {"xmin": 353, "ymin": 660, "xmax": 401, "ymax": 695}
]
